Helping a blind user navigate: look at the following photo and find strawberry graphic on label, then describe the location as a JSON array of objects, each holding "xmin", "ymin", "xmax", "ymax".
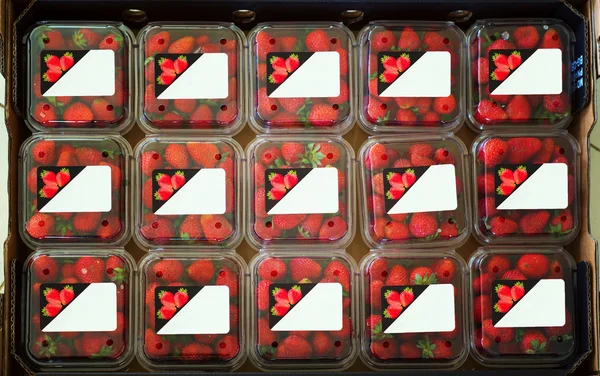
[
  {"xmin": 385, "ymin": 289, "xmax": 400, "ymax": 305},
  {"xmin": 399, "ymin": 287, "xmax": 415, "ymax": 306},
  {"xmin": 159, "ymin": 57, "xmax": 175, "ymax": 73},
  {"xmin": 495, "ymin": 284, "xmax": 512, "ymax": 301},
  {"xmin": 170, "ymin": 171, "xmax": 186, "ymax": 190},
  {"xmin": 154, "ymin": 186, "xmax": 174, "ymax": 201},
  {"xmin": 44, "ymin": 287, "xmax": 61, "ymax": 305},
  {"xmin": 40, "ymin": 170, "xmax": 57, "ymax": 186},
  {"xmin": 158, "ymin": 304, "xmax": 176, "ymax": 320},
  {"xmin": 55, "ymin": 168, "xmax": 71, "ymax": 187},
  {"xmin": 42, "ymin": 302, "xmax": 62, "ymax": 317},
  {"xmin": 270, "ymin": 56, "xmax": 287, "ymax": 72},
  {"xmin": 268, "ymin": 172, "xmax": 286, "ymax": 189},
  {"xmin": 386, "ymin": 171, "xmax": 403, "ymax": 187},
  {"xmin": 59, "ymin": 52, "xmax": 75, "ymax": 71},
  {"xmin": 156, "ymin": 173, "xmax": 172, "ymax": 189},
  {"xmin": 272, "ymin": 287, "xmax": 289, "ymax": 304},
  {"xmin": 379, "ymin": 69, "xmax": 399, "ymax": 83},
  {"xmin": 159, "ymin": 290, "xmax": 175, "ymax": 306},
  {"xmin": 39, "ymin": 184, "xmax": 58, "ymax": 199},
  {"xmin": 492, "ymin": 53, "xmax": 509, "ymax": 70},
  {"xmin": 283, "ymin": 170, "xmax": 298, "ymax": 189},
  {"xmin": 498, "ymin": 168, "xmax": 515, "ymax": 185},
  {"xmin": 493, "ymin": 281, "xmax": 525, "ymax": 313},
  {"xmin": 381, "ymin": 55, "xmax": 397, "ymax": 71},
  {"xmin": 513, "ymin": 165, "xmax": 528, "ymax": 184},
  {"xmin": 59, "ymin": 285, "xmax": 75, "ymax": 305},
  {"xmin": 157, "ymin": 70, "xmax": 176, "ymax": 85},
  {"xmin": 383, "ymin": 287, "xmax": 415, "ymax": 319},
  {"xmin": 396, "ymin": 53, "xmax": 411, "ymax": 72},
  {"xmin": 173, "ymin": 56, "xmax": 188, "ymax": 75},
  {"xmin": 491, "ymin": 67, "xmax": 510, "ymax": 81},
  {"xmin": 494, "ymin": 298, "xmax": 513, "ymax": 313},
  {"xmin": 510, "ymin": 281, "xmax": 525, "ymax": 301},
  {"xmin": 383, "ymin": 303, "xmax": 403, "ymax": 319},
  {"xmin": 267, "ymin": 186, "xmax": 286, "ymax": 201},
  {"xmin": 287, "ymin": 285, "xmax": 302, "ymax": 305},
  {"xmin": 173, "ymin": 288, "xmax": 188, "ymax": 308},
  {"xmin": 401, "ymin": 169, "xmax": 416, "ymax": 188},
  {"xmin": 269, "ymin": 70, "xmax": 288, "ymax": 84},
  {"xmin": 386, "ymin": 185, "xmax": 405, "ymax": 200},
  {"xmin": 43, "ymin": 68, "xmax": 62, "ymax": 83},
  {"xmin": 44, "ymin": 54, "xmax": 61, "ymax": 71},
  {"xmin": 271, "ymin": 301, "xmax": 290, "ymax": 316},
  {"xmin": 496, "ymin": 182, "xmax": 516, "ymax": 196},
  {"xmin": 285, "ymin": 54, "xmax": 300, "ymax": 73},
  {"xmin": 508, "ymin": 51, "xmax": 522, "ymax": 70}
]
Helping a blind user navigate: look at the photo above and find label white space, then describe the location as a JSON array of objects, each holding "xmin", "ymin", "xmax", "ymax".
[
  {"xmin": 271, "ymin": 283, "xmax": 343, "ymax": 331},
  {"xmin": 380, "ymin": 51, "xmax": 451, "ymax": 97},
  {"xmin": 495, "ymin": 279, "xmax": 565, "ymax": 328},
  {"xmin": 388, "ymin": 165, "xmax": 458, "ymax": 214},
  {"xmin": 267, "ymin": 168, "xmax": 339, "ymax": 215},
  {"xmin": 497, "ymin": 163, "xmax": 568, "ymax": 210},
  {"xmin": 43, "ymin": 50, "xmax": 116, "ymax": 97},
  {"xmin": 384, "ymin": 284, "xmax": 455, "ymax": 334},
  {"xmin": 40, "ymin": 165, "xmax": 112, "ymax": 213},
  {"xmin": 42, "ymin": 283, "xmax": 117, "ymax": 332},
  {"xmin": 157, "ymin": 286, "xmax": 230, "ymax": 335},
  {"xmin": 269, "ymin": 51, "xmax": 340, "ymax": 98},
  {"xmin": 155, "ymin": 168, "xmax": 226, "ymax": 215},
  {"xmin": 157, "ymin": 53, "xmax": 228, "ymax": 100},
  {"xmin": 491, "ymin": 49, "xmax": 562, "ymax": 95}
]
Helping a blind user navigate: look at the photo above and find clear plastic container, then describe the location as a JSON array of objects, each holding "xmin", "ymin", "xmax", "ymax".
[
  {"xmin": 19, "ymin": 134, "xmax": 131, "ymax": 248},
  {"xmin": 469, "ymin": 247, "xmax": 577, "ymax": 367},
  {"xmin": 247, "ymin": 22, "xmax": 355, "ymax": 134},
  {"xmin": 358, "ymin": 134, "xmax": 470, "ymax": 249},
  {"xmin": 137, "ymin": 23, "xmax": 246, "ymax": 135},
  {"xmin": 358, "ymin": 21, "xmax": 465, "ymax": 133},
  {"xmin": 466, "ymin": 19, "xmax": 575, "ymax": 131},
  {"xmin": 25, "ymin": 22, "xmax": 135, "ymax": 132},
  {"xmin": 248, "ymin": 249, "xmax": 358, "ymax": 371},
  {"xmin": 133, "ymin": 136, "xmax": 243, "ymax": 250},
  {"xmin": 23, "ymin": 248, "xmax": 135, "ymax": 370},
  {"xmin": 472, "ymin": 131, "xmax": 580, "ymax": 245},
  {"xmin": 359, "ymin": 250, "xmax": 468, "ymax": 370},
  {"xmin": 245, "ymin": 135, "xmax": 355, "ymax": 249},
  {"xmin": 136, "ymin": 251, "xmax": 247, "ymax": 371}
]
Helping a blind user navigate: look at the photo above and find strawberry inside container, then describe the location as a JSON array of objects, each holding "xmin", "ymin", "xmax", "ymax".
[
  {"xmin": 138, "ymin": 23, "xmax": 245, "ymax": 134},
  {"xmin": 360, "ymin": 251, "xmax": 468, "ymax": 370},
  {"xmin": 467, "ymin": 19, "xmax": 574, "ymax": 130},
  {"xmin": 249, "ymin": 250, "xmax": 357, "ymax": 371},
  {"xmin": 20, "ymin": 135, "xmax": 130, "ymax": 247},
  {"xmin": 359, "ymin": 134, "xmax": 470, "ymax": 249},
  {"xmin": 134, "ymin": 137, "xmax": 242, "ymax": 249},
  {"xmin": 248, "ymin": 23, "xmax": 355, "ymax": 133},
  {"xmin": 358, "ymin": 21, "xmax": 465, "ymax": 132},
  {"xmin": 469, "ymin": 248, "xmax": 577, "ymax": 367},
  {"xmin": 137, "ymin": 251, "xmax": 246, "ymax": 371},
  {"xmin": 246, "ymin": 136, "xmax": 354, "ymax": 249},
  {"xmin": 472, "ymin": 132, "xmax": 580, "ymax": 245},
  {"xmin": 26, "ymin": 22, "xmax": 134, "ymax": 132},
  {"xmin": 23, "ymin": 249, "xmax": 135, "ymax": 370}
]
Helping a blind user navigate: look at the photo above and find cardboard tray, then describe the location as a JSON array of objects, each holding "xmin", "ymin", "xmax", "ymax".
[{"xmin": 0, "ymin": 0, "xmax": 598, "ymax": 374}]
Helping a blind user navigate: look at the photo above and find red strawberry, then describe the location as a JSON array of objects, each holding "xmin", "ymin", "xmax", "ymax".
[
  {"xmin": 260, "ymin": 145, "xmax": 281, "ymax": 166},
  {"xmin": 168, "ymin": 36, "xmax": 195, "ymax": 53},
  {"xmin": 370, "ymin": 339, "xmax": 398, "ymax": 360},
  {"xmin": 289, "ymin": 258, "xmax": 322, "ymax": 281},
  {"xmin": 372, "ymin": 30, "xmax": 395, "ymax": 51},
  {"xmin": 386, "ymin": 265, "xmax": 409, "ymax": 286},
  {"xmin": 144, "ymin": 329, "xmax": 171, "ymax": 358},
  {"xmin": 474, "ymin": 100, "xmax": 508, "ymax": 124},
  {"xmin": 517, "ymin": 253, "xmax": 550, "ymax": 278},
  {"xmin": 543, "ymin": 93, "xmax": 569, "ymax": 114},
  {"xmin": 281, "ymin": 142, "xmax": 305, "ymax": 164},
  {"xmin": 518, "ymin": 210, "xmax": 550, "ymax": 234},
  {"xmin": 271, "ymin": 301, "xmax": 290, "ymax": 316},
  {"xmin": 409, "ymin": 213, "xmax": 438, "ymax": 238},
  {"xmin": 43, "ymin": 287, "xmax": 61, "ymax": 305},
  {"xmin": 473, "ymin": 294, "xmax": 492, "ymax": 323},
  {"xmin": 520, "ymin": 330, "xmax": 548, "ymax": 354},
  {"xmin": 473, "ymin": 57, "xmax": 489, "ymax": 84},
  {"xmin": 54, "ymin": 168, "xmax": 70, "ymax": 187},
  {"xmin": 308, "ymin": 103, "xmax": 338, "ymax": 127},
  {"xmin": 59, "ymin": 286, "xmax": 75, "ymax": 305},
  {"xmin": 386, "ymin": 185, "xmax": 405, "ymax": 200},
  {"xmin": 158, "ymin": 290, "xmax": 175, "ymax": 307},
  {"xmin": 383, "ymin": 303, "xmax": 403, "ymax": 319},
  {"xmin": 485, "ymin": 255, "xmax": 511, "ymax": 277},
  {"xmin": 401, "ymin": 169, "xmax": 416, "ymax": 187},
  {"xmin": 366, "ymin": 143, "xmax": 389, "ymax": 170},
  {"xmin": 216, "ymin": 266, "xmax": 239, "ymax": 297},
  {"xmin": 485, "ymin": 39, "xmax": 516, "ymax": 55},
  {"xmin": 477, "ymin": 138, "xmax": 508, "ymax": 167},
  {"xmin": 473, "ymin": 272, "xmax": 493, "ymax": 295},
  {"xmin": 164, "ymin": 144, "xmax": 189, "ymax": 169},
  {"xmin": 39, "ymin": 184, "xmax": 58, "ymax": 199},
  {"xmin": 268, "ymin": 70, "xmax": 288, "ymax": 84},
  {"xmin": 398, "ymin": 27, "xmax": 421, "ymax": 50},
  {"xmin": 276, "ymin": 335, "xmax": 313, "ymax": 359},
  {"xmin": 157, "ymin": 70, "xmax": 176, "ymax": 85},
  {"xmin": 506, "ymin": 95, "xmax": 531, "ymax": 121},
  {"xmin": 410, "ymin": 266, "xmax": 438, "ymax": 285},
  {"xmin": 187, "ymin": 259, "xmax": 215, "ymax": 284},
  {"xmin": 74, "ymin": 256, "xmax": 105, "ymax": 283},
  {"xmin": 507, "ymin": 138, "xmax": 543, "ymax": 163},
  {"xmin": 494, "ymin": 298, "xmax": 513, "ymax": 313},
  {"xmin": 384, "ymin": 221, "xmax": 411, "ymax": 240},
  {"xmin": 550, "ymin": 209, "xmax": 574, "ymax": 234},
  {"xmin": 258, "ymin": 258, "xmax": 287, "ymax": 281},
  {"xmin": 540, "ymin": 29, "xmax": 563, "ymax": 49},
  {"xmin": 514, "ymin": 26, "xmax": 540, "ymax": 48},
  {"xmin": 305, "ymin": 29, "xmax": 330, "ymax": 52},
  {"xmin": 26, "ymin": 213, "xmax": 55, "ymax": 240},
  {"xmin": 488, "ymin": 216, "xmax": 518, "ymax": 235},
  {"xmin": 482, "ymin": 318, "xmax": 515, "ymax": 344},
  {"xmin": 432, "ymin": 259, "xmax": 455, "ymax": 283},
  {"xmin": 44, "ymin": 53, "xmax": 61, "ymax": 70},
  {"xmin": 73, "ymin": 212, "xmax": 102, "ymax": 234},
  {"xmin": 278, "ymin": 36, "xmax": 298, "ymax": 51},
  {"xmin": 319, "ymin": 216, "xmax": 347, "ymax": 241},
  {"xmin": 502, "ymin": 269, "xmax": 527, "ymax": 280},
  {"xmin": 154, "ymin": 187, "xmax": 173, "ymax": 201},
  {"xmin": 272, "ymin": 214, "xmax": 306, "ymax": 230}
]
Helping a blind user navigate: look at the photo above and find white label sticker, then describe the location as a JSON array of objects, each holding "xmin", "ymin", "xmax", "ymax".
[
  {"xmin": 157, "ymin": 286, "xmax": 230, "ymax": 335},
  {"xmin": 157, "ymin": 53, "xmax": 228, "ymax": 100},
  {"xmin": 384, "ymin": 284, "xmax": 455, "ymax": 334},
  {"xmin": 496, "ymin": 163, "xmax": 568, "ymax": 210},
  {"xmin": 490, "ymin": 49, "xmax": 562, "ymax": 95},
  {"xmin": 494, "ymin": 280, "xmax": 565, "ymax": 328},
  {"xmin": 43, "ymin": 50, "xmax": 116, "ymax": 97},
  {"xmin": 40, "ymin": 165, "xmax": 112, "ymax": 213},
  {"xmin": 154, "ymin": 168, "xmax": 226, "ymax": 215},
  {"xmin": 269, "ymin": 51, "xmax": 340, "ymax": 98},
  {"xmin": 380, "ymin": 51, "xmax": 451, "ymax": 98},
  {"xmin": 42, "ymin": 283, "xmax": 117, "ymax": 332},
  {"xmin": 387, "ymin": 165, "xmax": 458, "ymax": 214},
  {"xmin": 271, "ymin": 283, "xmax": 343, "ymax": 331},
  {"xmin": 266, "ymin": 168, "xmax": 339, "ymax": 215}
]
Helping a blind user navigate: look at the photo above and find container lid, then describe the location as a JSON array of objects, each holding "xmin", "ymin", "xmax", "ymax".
[{"xmin": 23, "ymin": 249, "xmax": 135, "ymax": 370}]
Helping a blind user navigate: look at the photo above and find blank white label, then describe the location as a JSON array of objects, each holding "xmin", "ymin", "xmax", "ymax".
[
  {"xmin": 380, "ymin": 51, "xmax": 451, "ymax": 97},
  {"xmin": 491, "ymin": 49, "xmax": 562, "ymax": 95}
]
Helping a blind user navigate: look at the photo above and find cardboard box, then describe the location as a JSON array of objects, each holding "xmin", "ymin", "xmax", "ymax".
[{"xmin": 1, "ymin": 0, "xmax": 598, "ymax": 374}]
